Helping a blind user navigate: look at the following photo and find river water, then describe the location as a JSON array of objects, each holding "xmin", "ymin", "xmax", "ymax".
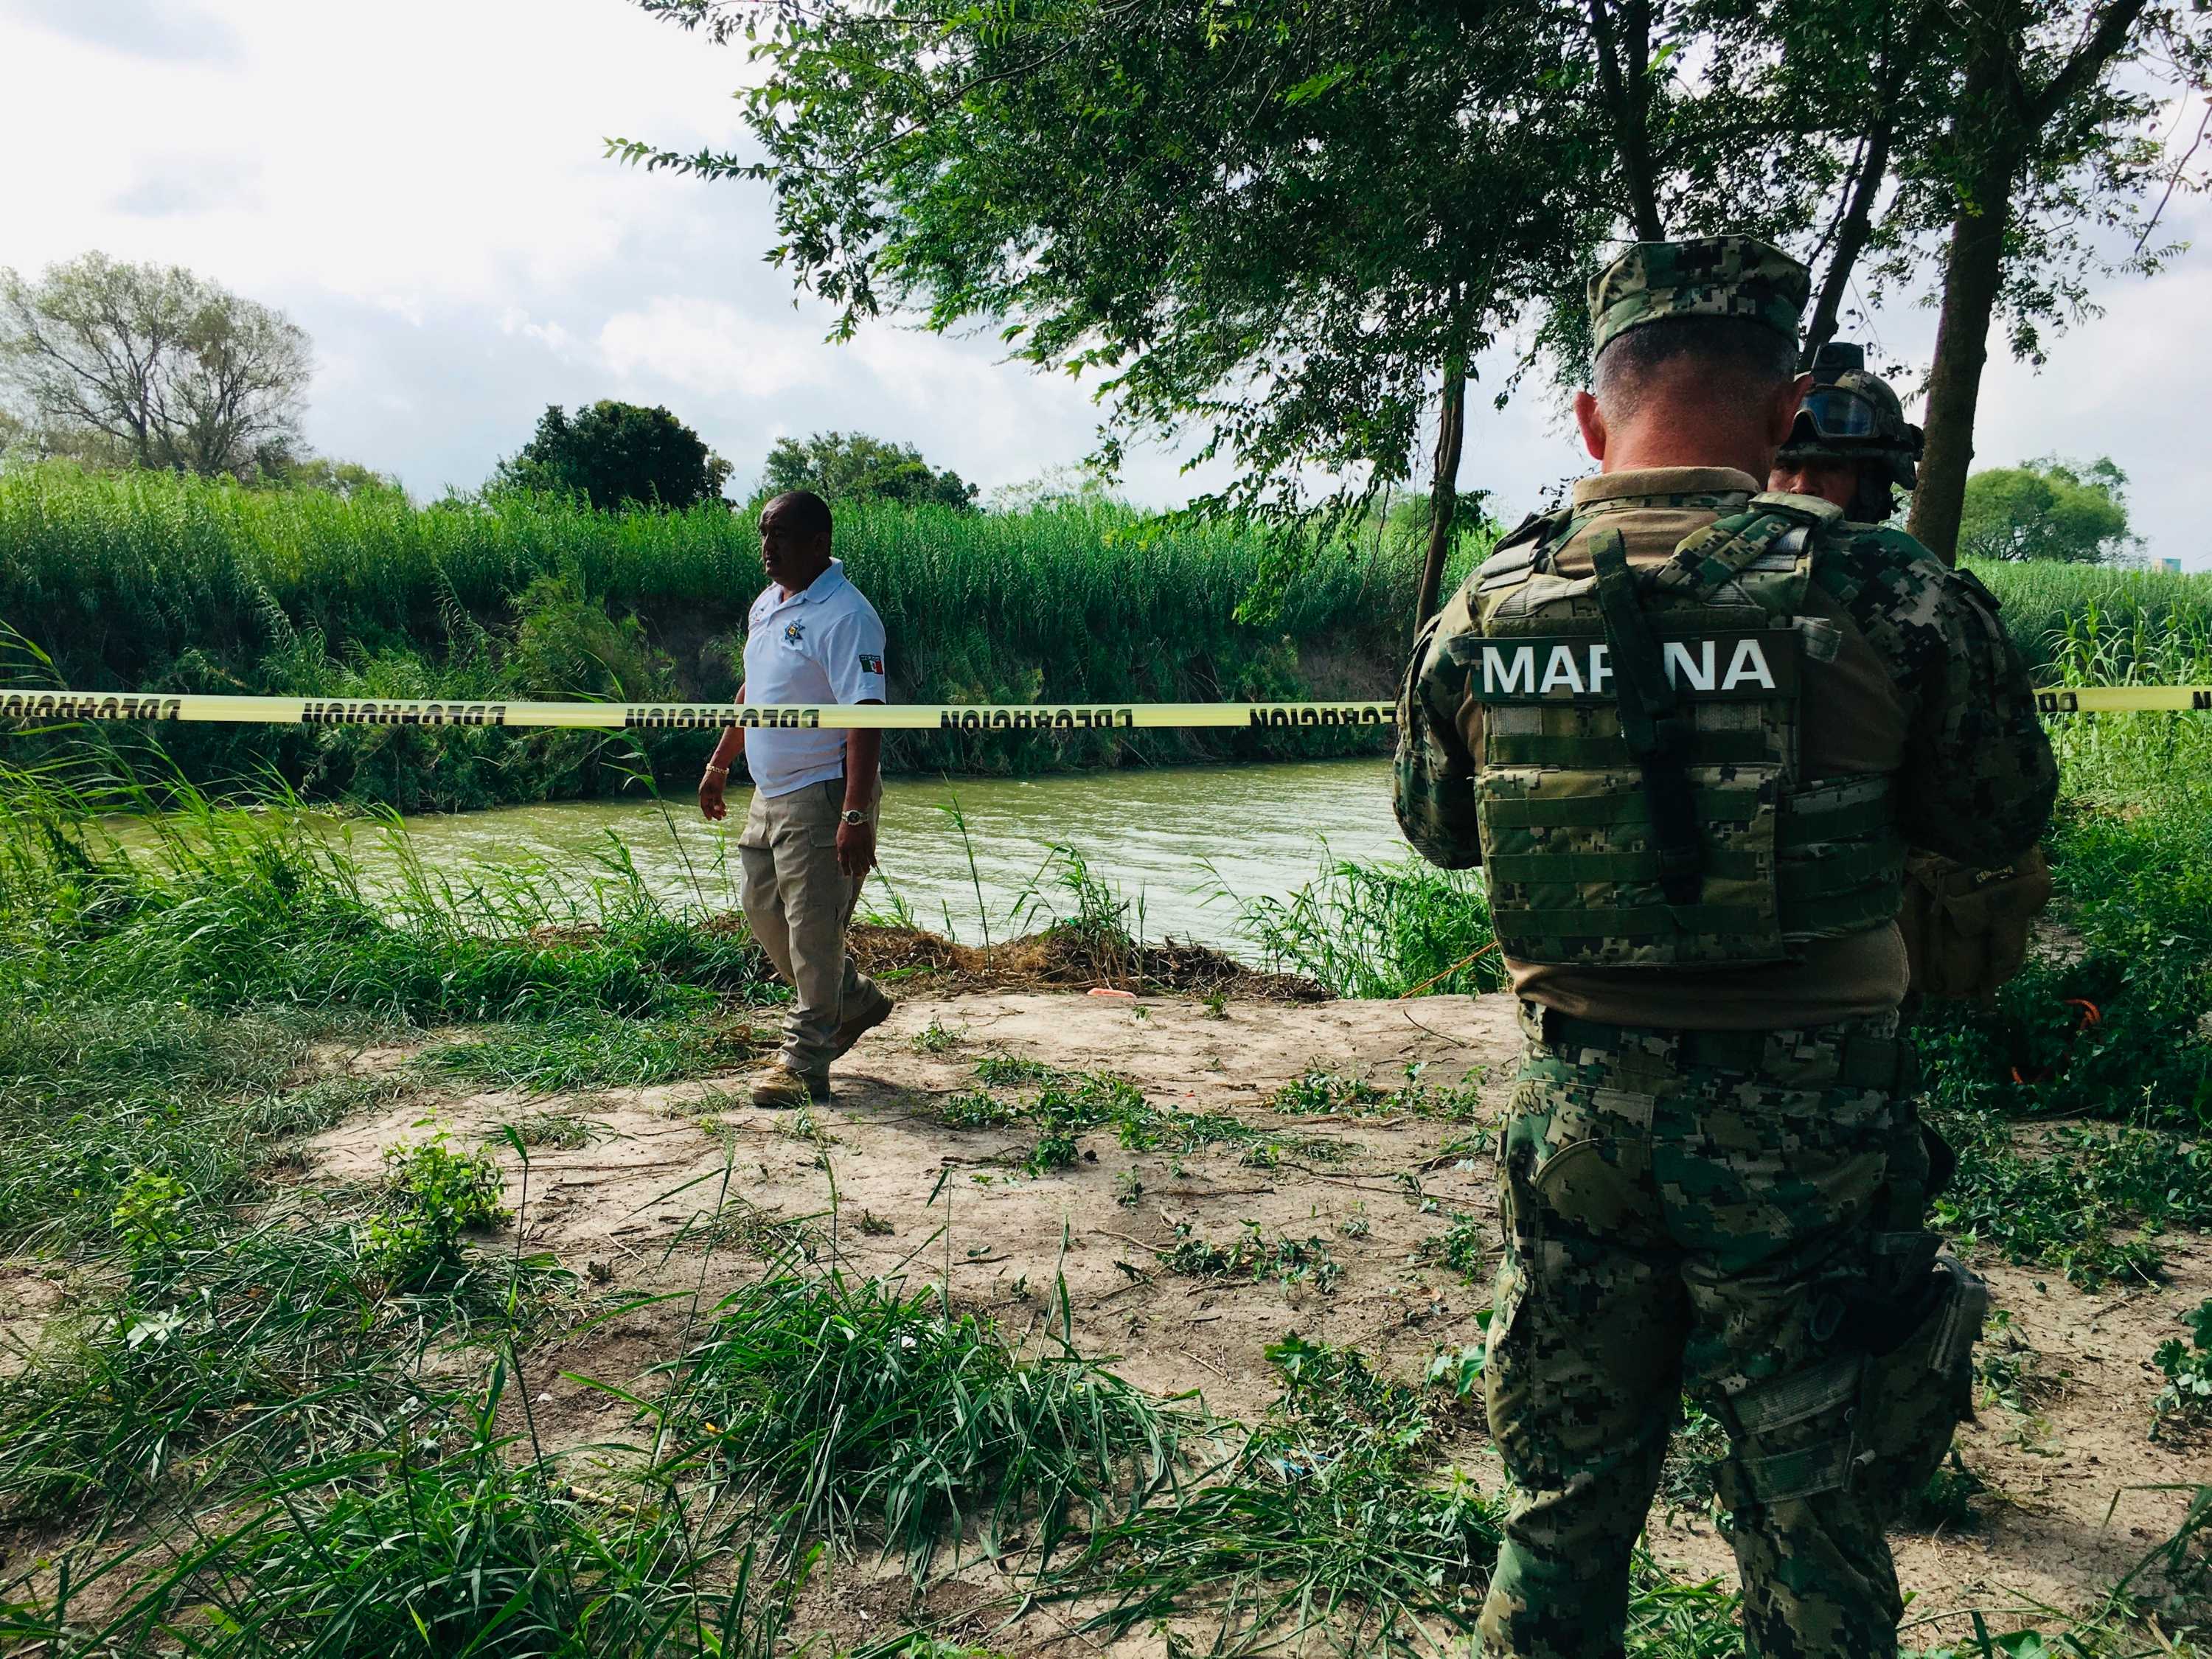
[{"xmin": 375, "ymin": 758, "xmax": 1407, "ymax": 950}]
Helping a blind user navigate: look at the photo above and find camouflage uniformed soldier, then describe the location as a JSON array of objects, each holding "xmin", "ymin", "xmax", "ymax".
[
  {"xmin": 1770, "ymin": 344, "xmax": 2054, "ymax": 1002},
  {"xmin": 1770, "ymin": 340, "xmax": 1923, "ymax": 526},
  {"xmin": 1394, "ymin": 237, "xmax": 2057, "ymax": 1659}
]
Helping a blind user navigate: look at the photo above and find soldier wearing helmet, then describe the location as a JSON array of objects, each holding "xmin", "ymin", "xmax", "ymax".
[
  {"xmin": 1773, "ymin": 344, "xmax": 2054, "ymax": 1003},
  {"xmin": 1770, "ymin": 341, "xmax": 1923, "ymax": 524}
]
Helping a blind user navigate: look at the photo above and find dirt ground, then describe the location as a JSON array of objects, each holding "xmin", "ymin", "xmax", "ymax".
[{"xmin": 291, "ymin": 987, "xmax": 2209, "ymax": 1650}]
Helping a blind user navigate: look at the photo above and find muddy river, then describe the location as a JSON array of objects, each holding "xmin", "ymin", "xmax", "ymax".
[{"xmin": 360, "ymin": 758, "xmax": 1408, "ymax": 949}]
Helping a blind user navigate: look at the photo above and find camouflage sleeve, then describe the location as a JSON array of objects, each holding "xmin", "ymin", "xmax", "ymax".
[
  {"xmin": 1815, "ymin": 532, "xmax": 2057, "ymax": 866},
  {"xmin": 1392, "ymin": 603, "xmax": 1485, "ymax": 869}
]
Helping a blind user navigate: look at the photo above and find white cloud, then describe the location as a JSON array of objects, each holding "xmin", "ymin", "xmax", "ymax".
[
  {"xmin": 2, "ymin": 0, "xmax": 239, "ymax": 62},
  {"xmin": 597, "ymin": 297, "xmax": 821, "ymax": 399}
]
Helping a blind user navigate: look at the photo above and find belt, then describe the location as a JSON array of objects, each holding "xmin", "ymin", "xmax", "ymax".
[{"xmin": 1528, "ymin": 1005, "xmax": 1919, "ymax": 1093}]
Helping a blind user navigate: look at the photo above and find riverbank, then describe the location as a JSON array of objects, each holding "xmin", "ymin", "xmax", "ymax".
[
  {"xmin": 6, "ymin": 976, "xmax": 2206, "ymax": 1652},
  {"xmin": 10, "ymin": 461, "xmax": 2211, "ymax": 815},
  {"xmin": 0, "ymin": 464, "xmax": 1441, "ymax": 810},
  {"xmin": 2, "ymin": 755, "xmax": 2209, "ymax": 1651}
]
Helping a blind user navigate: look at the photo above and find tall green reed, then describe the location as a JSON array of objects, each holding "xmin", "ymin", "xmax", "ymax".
[{"xmin": 0, "ymin": 463, "xmax": 1423, "ymax": 805}]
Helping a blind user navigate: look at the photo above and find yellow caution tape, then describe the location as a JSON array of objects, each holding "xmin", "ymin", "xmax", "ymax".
[
  {"xmin": 2027, "ymin": 686, "xmax": 2212, "ymax": 713},
  {"xmin": 0, "ymin": 686, "xmax": 2202, "ymax": 730},
  {"xmin": 0, "ymin": 690, "xmax": 1392, "ymax": 731}
]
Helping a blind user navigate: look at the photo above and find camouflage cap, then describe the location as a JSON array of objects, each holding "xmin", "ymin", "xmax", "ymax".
[{"xmin": 1587, "ymin": 234, "xmax": 1809, "ymax": 358}]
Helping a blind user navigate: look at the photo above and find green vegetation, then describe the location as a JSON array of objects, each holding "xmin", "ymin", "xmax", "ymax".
[
  {"xmin": 1161, "ymin": 1222, "xmax": 1346, "ymax": 1293},
  {"xmin": 1237, "ymin": 854, "xmax": 1509, "ymax": 1000},
  {"xmin": 1270, "ymin": 1061, "xmax": 1486, "ymax": 1120},
  {"xmin": 762, "ymin": 429, "xmax": 978, "ymax": 512},
  {"xmin": 1970, "ymin": 556, "xmax": 2212, "ymax": 680},
  {"xmin": 0, "ymin": 462, "xmax": 1422, "ymax": 807},
  {"xmin": 648, "ymin": 1264, "xmax": 1194, "ymax": 1579},
  {"xmin": 1959, "ymin": 456, "xmax": 2137, "ymax": 566},
  {"xmin": 424, "ymin": 1009, "xmax": 767, "ymax": 1093},
  {"xmin": 1046, "ymin": 1334, "xmax": 1503, "ymax": 1653},
  {"xmin": 359, "ymin": 1132, "xmax": 510, "ymax": 1287},
  {"xmin": 941, "ymin": 1056, "xmax": 1346, "ymax": 1172},
  {"xmin": 497, "ymin": 399, "xmax": 735, "ymax": 512},
  {"xmin": 2154, "ymin": 1301, "xmax": 2212, "ymax": 1440}
]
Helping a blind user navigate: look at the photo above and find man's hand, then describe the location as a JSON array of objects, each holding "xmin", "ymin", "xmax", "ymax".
[
  {"xmin": 699, "ymin": 768, "xmax": 728, "ymax": 821},
  {"xmin": 835, "ymin": 816, "xmax": 876, "ymax": 879}
]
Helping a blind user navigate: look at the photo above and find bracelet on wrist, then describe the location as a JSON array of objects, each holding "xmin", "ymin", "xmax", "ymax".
[{"xmin": 703, "ymin": 763, "xmax": 729, "ymax": 780}]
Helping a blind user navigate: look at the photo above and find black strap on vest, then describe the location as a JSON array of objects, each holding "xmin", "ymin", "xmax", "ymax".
[{"xmin": 1589, "ymin": 529, "xmax": 1703, "ymax": 905}]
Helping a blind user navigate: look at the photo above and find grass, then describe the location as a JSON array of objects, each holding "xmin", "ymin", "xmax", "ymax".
[
  {"xmin": 2, "ymin": 1362, "xmax": 810, "ymax": 1659},
  {"xmin": 1160, "ymin": 1222, "xmax": 1346, "ymax": 1293},
  {"xmin": 1969, "ymin": 556, "xmax": 2212, "ymax": 681},
  {"xmin": 424, "ymin": 1009, "xmax": 768, "ymax": 1093},
  {"xmin": 940, "ymin": 1057, "xmax": 1347, "ymax": 1172},
  {"xmin": 0, "ymin": 757, "xmax": 776, "ymax": 1253},
  {"xmin": 641, "ymin": 1261, "xmax": 1198, "ymax": 1579},
  {"xmin": 0, "ymin": 1204, "xmax": 564, "ymax": 1528},
  {"xmin": 0, "ymin": 462, "xmax": 1422, "ymax": 807},
  {"xmin": 1043, "ymin": 1334, "xmax": 1503, "ymax": 1655},
  {"xmin": 1234, "ymin": 852, "xmax": 1508, "ymax": 1000},
  {"xmin": 1270, "ymin": 1061, "xmax": 1486, "ymax": 1121}
]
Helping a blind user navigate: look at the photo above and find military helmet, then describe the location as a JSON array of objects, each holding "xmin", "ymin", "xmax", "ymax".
[{"xmin": 1779, "ymin": 341, "xmax": 1923, "ymax": 491}]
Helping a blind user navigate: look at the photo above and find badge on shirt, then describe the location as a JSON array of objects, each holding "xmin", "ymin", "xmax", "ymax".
[
  {"xmin": 782, "ymin": 620, "xmax": 806, "ymax": 645},
  {"xmin": 858, "ymin": 653, "xmax": 884, "ymax": 675}
]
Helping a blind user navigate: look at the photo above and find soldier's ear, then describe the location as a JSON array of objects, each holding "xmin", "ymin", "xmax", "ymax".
[{"xmin": 1573, "ymin": 389, "xmax": 1607, "ymax": 462}]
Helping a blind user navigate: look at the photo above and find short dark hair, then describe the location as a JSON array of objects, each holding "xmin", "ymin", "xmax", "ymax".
[
  {"xmin": 761, "ymin": 489, "xmax": 833, "ymax": 539},
  {"xmin": 1593, "ymin": 316, "xmax": 1798, "ymax": 424}
]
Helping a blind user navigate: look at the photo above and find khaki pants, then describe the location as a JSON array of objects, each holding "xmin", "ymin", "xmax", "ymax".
[{"xmin": 737, "ymin": 777, "xmax": 883, "ymax": 1079}]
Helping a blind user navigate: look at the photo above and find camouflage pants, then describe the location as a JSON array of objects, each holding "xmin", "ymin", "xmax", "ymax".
[{"xmin": 1480, "ymin": 1001, "xmax": 1944, "ymax": 1659}]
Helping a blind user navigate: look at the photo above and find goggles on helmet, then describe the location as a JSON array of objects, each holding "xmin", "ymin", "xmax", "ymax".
[{"xmin": 1799, "ymin": 385, "xmax": 1881, "ymax": 442}]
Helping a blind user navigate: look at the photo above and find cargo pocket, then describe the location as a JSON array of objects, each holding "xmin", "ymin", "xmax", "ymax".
[
  {"xmin": 1847, "ymin": 1251, "xmax": 1986, "ymax": 1520},
  {"xmin": 1482, "ymin": 1242, "xmax": 1535, "ymax": 1459}
]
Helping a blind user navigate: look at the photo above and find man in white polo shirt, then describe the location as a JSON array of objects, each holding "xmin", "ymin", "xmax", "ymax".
[{"xmin": 698, "ymin": 489, "xmax": 894, "ymax": 1108}]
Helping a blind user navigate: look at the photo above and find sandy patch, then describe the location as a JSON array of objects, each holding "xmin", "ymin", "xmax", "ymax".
[{"xmin": 289, "ymin": 989, "xmax": 2209, "ymax": 1646}]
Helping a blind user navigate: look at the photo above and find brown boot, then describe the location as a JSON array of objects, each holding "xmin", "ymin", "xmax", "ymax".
[
  {"xmin": 750, "ymin": 1062, "xmax": 830, "ymax": 1111},
  {"xmin": 830, "ymin": 990, "xmax": 896, "ymax": 1061}
]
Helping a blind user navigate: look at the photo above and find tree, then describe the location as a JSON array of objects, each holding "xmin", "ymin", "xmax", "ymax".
[
  {"xmin": 257, "ymin": 455, "xmax": 407, "ymax": 501},
  {"xmin": 0, "ymin": 252, "xmax": 312, "ymax": 480},
  {"xmin": 1903, "ymin": 1, "xmax": 2207, "ymax": 560},
  {"xmin": 1956, "ymin": 455, "xmax": 2136, "ymax": 563},
  {"xmin": 616, "ymin": 0, "xmax": 1619, "ymax": 626},
  {"xmin": 760, "ymin": 430, "xmax": 978, "ymax": 510},
  {"xmin": 495, "ymin": 400, "xmax": 731, "ymax": 512},
  {"xmin": 619, "ymin": 0, "xmax": 2199, "ymax": 610}
]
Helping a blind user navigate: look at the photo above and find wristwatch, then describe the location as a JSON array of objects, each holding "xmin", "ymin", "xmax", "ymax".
[{"xmin": 841, "ymin": 809, "xmax": 872, "ymax": 827}]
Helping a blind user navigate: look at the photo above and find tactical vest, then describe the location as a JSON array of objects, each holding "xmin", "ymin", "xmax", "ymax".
[{"xmin": 1450, "ymin": 492, "xmax": 1906, "ymax": 970}]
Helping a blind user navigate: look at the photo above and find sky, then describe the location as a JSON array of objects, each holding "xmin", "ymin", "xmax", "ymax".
[{"xmin": 2, "ymin": 0, "xmax": 2207, "ymax": 568}]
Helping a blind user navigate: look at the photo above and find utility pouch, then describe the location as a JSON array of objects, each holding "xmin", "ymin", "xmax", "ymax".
[
  {"xmin": 1847, "ymin": 1252, "xmax": 1987, "ymax": 1519},
  {"xmin": 1897, "ymin": 847, "xmax": 2053, "ymax": 1000},
  {"xmin": 1725, "ymin": 1248, "xmax": 1985, "ymax": 1512}
]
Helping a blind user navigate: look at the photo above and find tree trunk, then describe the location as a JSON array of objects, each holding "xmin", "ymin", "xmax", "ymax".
[
  {"xmin": 1908, "ymin": 145, "xmax": 2017, "ymax": 564},
  {"xmin": 1416, "ymin": 372, "xmax": 1467, "ymax": 625},
  {"xmin": 1908, "ymin": 0, "xmax": 2149, "ymax": 563},
  {"xmin": 1802, "ymin": 119, "xmax": 1892, "ymax": 369},
  {"xmin": 1587, "ymin": 0, "xmax": 1666, "ymax": 240}
]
